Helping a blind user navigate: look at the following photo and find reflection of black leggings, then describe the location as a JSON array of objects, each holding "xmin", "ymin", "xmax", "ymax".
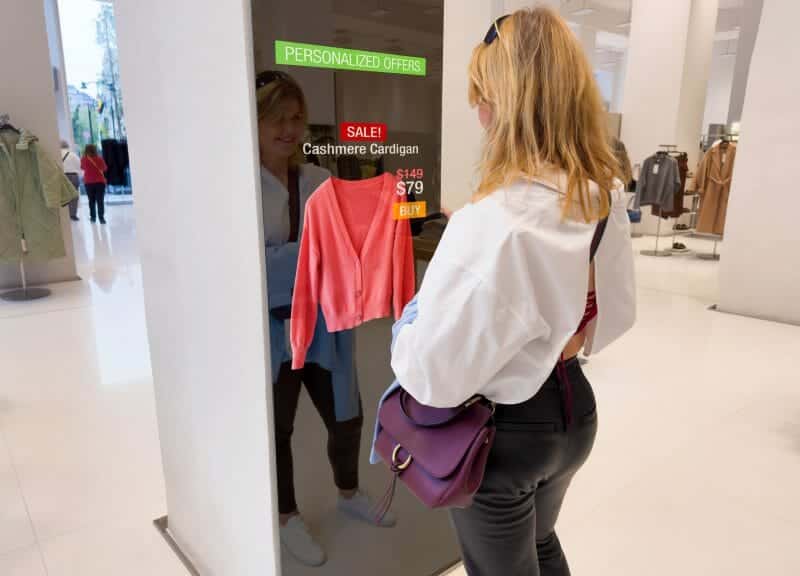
[
  {"xmin": 86, "ymin": 182, "xmax": 106, "ymax": 220},
  {"xmin": 273, "ymin": 362, "xmax": 363, "ymax": 514},
  {"xmin": 450, "ymin": 358, "xmax": 598, "ymax": 576}
]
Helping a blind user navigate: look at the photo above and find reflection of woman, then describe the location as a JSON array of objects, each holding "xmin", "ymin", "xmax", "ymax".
[
  {"xmin": 80, "ymin": 144, "xmax": 107, "ymax": 224},
  {"xmin": 256, "ymin": 71, "xmax": 395, "ymax": 568},
  {"xmin": 388, "ymin": 9, "xmax": 635, "ymax": 576}
]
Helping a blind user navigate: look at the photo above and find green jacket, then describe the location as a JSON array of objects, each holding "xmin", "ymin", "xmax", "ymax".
[{"xmin": 0, "ymin": 129, "xmax": 78, "ymax": 262}]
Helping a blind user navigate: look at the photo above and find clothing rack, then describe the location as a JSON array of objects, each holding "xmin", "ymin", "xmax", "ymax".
[
  {"xmin": 0, "ymin": 257, "xmax": 52, "ymax": 302},
  {"xmin": 690, "ymin": 232, "xmax": 722, "ymax": 261},
  {"xmin": 0, "ymin": 115, "xmax": 52, "ymax": 302},
  {"xmin": 640, "ymin": 145, "xmax": 692, "ymax": 257}
]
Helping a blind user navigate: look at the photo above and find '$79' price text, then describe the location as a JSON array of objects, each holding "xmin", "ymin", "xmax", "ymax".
[{"xmin": 395, "ymin": 168, "xmax": 424, "ymax": 196}]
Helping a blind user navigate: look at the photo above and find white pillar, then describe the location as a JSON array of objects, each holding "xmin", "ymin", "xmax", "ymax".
[
  {"xmin": 621, "ymin": 0, "xmax": 717, "ymax": 233},
  {"xmin": 719, "ymin": 1, "xmax": 800, "ymax": 324},
  {"xmin": 0, "ymin": 0, "xmax": 78, "ymax": 289},
  {"xmin": 115, "ymin": 0, "xmax": 278, "ymax": 574},
  {"xmin": 727, "ymin": 0, "xmax": 764, "ymax": 124},
  {"xmin": 675, "ymin": 0, "xmax": 720, "ymax": 168}
]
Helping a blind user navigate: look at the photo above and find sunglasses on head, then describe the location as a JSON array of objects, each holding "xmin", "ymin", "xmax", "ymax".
[
  {"xmin": 483, "ymin": 14, "xmax": 510, "ymax": 45},
  {"xmin": 256, "ymin": 70, "xmax": 290, "ymax": 89}
]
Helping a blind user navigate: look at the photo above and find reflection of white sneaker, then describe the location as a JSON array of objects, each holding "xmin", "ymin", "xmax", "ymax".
[
  {"xmin": 338, "ymin": 490, "xmax": 397, "ymax": 527},
  {"xmin": 280, "ymin": 516, "xmax": 326, "ymax": 567}
]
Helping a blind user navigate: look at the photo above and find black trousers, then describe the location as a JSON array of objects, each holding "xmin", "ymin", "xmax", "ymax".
[
  {"xmin": 85, "ymin": 182, "xmax": 106, "ymax": 220},
  {"xmin": 273, "ymin": 361, "xmax": 363, "ymax": 514},
  {"xmin": 451, "ymin": 358, "xmax": 598, "ymax": 576}
]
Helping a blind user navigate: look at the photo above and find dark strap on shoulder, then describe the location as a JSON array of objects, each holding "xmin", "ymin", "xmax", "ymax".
[
  {"xmin": 590, "ymin": 191, "xmax": 613, "ymax": 261},
  {"xmin": 288, "ymin": 167, "xmax": 300, "ymax": 242}
]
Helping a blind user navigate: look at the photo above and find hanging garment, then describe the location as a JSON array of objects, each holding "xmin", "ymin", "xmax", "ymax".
[
  {"xmin": 262, "ymin": 163, "xmax": 360, "ymax": 422},
  {"xmin": 652, "ymin": 152, "xmax": 689, "ymax": 219},
  {"xmin": 695, "ymin": 143, "xmax": 736, "ymax": 235},
  {"xmin": 291, "ymin": 172, "xmax": 415, "ymax": 368},
  {"xmin": 0, "ymin": 129, "xmax": 77, "ymax": 262},
  {"xmin": 633, "ymin": 153, "xmax": 681, "ymax": 211}
]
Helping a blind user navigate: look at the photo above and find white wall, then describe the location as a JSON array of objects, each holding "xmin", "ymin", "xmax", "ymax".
[
  {"xmin": 43, "ymin": 0, "xmax": 73, "ymax": 145},
  {"xmin": 115, "ymin": 0, "xmax": 278, "ymax": 574},
  {"xmin": 702, "ymin": 43, "xmax": 737, "ymax": 129},
  {"xmin": 719, "ymin": 1, "xmax": 800, "ymax": 325},
  {"xmin": 0, "ymin": 0, "xmax": 78, "ymax": 289},
  {"xmin": 611, "ymin": 53, "xmax": 627, "ymax": 114},
  {"xmin": 728, "ymin": 0, "xmax": 763, "ymax": 124}
]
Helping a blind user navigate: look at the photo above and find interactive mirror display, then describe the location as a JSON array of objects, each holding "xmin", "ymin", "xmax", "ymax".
[{"xmin": 250, "ymin": 1, "xmax": 455, "ymax": 574}]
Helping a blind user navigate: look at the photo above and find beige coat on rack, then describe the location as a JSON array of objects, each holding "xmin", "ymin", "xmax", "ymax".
[{"xmin": 695, "ymin": 142, "xmax": 737, "ymax": 235}]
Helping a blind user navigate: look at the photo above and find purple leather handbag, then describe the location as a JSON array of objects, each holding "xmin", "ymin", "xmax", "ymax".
[{"xmin": 373, "ymin": 387, "xmax": 495, "ymax": 520}]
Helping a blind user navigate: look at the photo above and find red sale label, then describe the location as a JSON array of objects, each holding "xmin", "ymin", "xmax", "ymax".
[{"xmin": 340, "ymin": 122, "xmax": 387, "ymax": 142}]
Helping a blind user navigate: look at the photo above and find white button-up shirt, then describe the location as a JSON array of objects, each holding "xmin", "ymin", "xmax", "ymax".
[{"xmin": 390, "ymin": 178, "xmax": 636, "ymax": 408}]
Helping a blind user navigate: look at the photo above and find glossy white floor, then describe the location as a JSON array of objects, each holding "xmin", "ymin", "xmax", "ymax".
[{"xmin": 1, "ymin": 204, "xmax": 799, "ymax": 575}]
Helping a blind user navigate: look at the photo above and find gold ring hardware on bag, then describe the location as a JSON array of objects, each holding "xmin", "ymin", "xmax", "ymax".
[{"xmin": 392, "ymin": 444, "xmax": 412, "ymax": 471}]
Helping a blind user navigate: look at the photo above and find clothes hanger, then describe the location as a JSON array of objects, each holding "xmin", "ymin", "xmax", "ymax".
[{"xmin": 0, "ymin": 114, "xmax": 20, "ymax": 134}]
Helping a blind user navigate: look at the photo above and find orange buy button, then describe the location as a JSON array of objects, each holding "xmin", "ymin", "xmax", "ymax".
[{"xmin": 392, "ymin": 201, "xmax": 427, "ymax": 220}]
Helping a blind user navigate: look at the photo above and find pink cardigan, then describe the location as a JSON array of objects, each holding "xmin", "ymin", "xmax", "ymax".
[{"xmin": 291, "ymin": 173, "xmax": 415, "ymax": 368}]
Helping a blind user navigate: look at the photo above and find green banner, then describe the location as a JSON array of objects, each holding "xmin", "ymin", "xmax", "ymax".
[{"xmin": 275, "ymin": 40, "xmax": 426, "ymax": 77}]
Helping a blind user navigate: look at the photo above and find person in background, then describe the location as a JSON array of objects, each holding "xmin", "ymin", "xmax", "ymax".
[
  {"xmin": 81, "ymin": 144, "xmax": 107, "ymax": 224},
  {"xmin": 60, "ymin": 141, "xmax": 81, "ymax": 221},
  {"xmin": 388, "ymin": 8, "xmax": 636, "ymax": 576},
  {"xmin": 256, "ymin": 70, "xmax": 395, "ymax": 567}
]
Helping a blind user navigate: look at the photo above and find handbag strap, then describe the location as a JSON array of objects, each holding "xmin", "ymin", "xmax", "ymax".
[
  {"xmin": 287, "ymin": 167, "xmax": 300, "ymax": 242},
  {"xmin": 87, "ymin": 155, "xmax": 106, "ymax": 182},
  {"xmin": 590, "ymin": 190, "xmax": 613, "ymax": 262}
]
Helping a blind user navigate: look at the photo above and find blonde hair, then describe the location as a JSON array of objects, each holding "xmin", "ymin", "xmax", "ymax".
[
  {"xmin": 256, "ymin": 72, "xmax": 308, "ymax": 167},
  {"xmin": 468, "ymin": 8, "xmax": 620, "ymax": 221}
]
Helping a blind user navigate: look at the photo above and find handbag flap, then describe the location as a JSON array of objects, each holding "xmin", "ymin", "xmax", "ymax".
[{"xmin": 378, "ymin": 388, "xmax": 492, "ymax": 479}]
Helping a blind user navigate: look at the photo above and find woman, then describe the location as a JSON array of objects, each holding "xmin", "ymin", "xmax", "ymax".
[
  {"xmin": 80, "ymin": 144, "xmax": 107, "ymax": 224},
  {"xmin": 256, "ymin": 71, "xmax": 394, "ymax": 568},
  {"xmin": 389, "ymin": 9, "xmax": 635, "ymax": 575}
]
